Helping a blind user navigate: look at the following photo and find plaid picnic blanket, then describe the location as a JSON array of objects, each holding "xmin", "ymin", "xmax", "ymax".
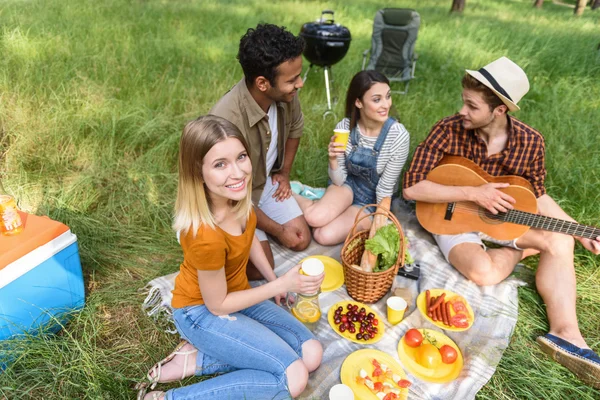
[{"xmin": 141, "ymin": 199, "xmax": 527, "ymax": 399}]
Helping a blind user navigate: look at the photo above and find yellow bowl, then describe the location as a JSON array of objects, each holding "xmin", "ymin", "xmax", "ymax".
[
  {"xmin": 327, "ymin": 300, "xmax": 385, "ymax": 344},
  {"xmin": 416, "ymin": 288, "xmax": 475, "ymax": 332},
  {"xmin": 397, "ymin": 328, "xmax": 463, "ymax": 383},
  {"xmin": 341, "ymin": 348, "xmax": 409, "ymax": 400}
]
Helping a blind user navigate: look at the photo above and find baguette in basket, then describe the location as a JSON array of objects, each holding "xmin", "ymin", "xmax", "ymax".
[
  {"xmin": 340, "ymin": 203, "xmax": 406, "ymax": 303},
  {"xmin": 360, "ymin": 197, "xmax": 391, "ymax": 272}
]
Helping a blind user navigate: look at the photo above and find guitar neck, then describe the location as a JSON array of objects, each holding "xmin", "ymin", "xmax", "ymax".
[{"xmin": 503, "ymin": 210, "xmax": 600, "ymax": 239}]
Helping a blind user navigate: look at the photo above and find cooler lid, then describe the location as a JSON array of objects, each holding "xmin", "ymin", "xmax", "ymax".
[{"xmin": 0, "ymin": 212, "xmax": 70, "ymax": 270}]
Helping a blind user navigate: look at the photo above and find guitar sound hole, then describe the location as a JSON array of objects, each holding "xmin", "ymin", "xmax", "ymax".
[{"xmin": 479, "ymin": 209, "xmax": 506, "ymax": 225}]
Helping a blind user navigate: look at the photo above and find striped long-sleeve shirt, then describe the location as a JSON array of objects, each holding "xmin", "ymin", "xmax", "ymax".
[{"xmin": 329, "ymin": 118, "xmax": 411, "ymax": 204}]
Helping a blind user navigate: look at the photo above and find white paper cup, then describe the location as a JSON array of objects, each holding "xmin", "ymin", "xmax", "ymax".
[
  {"xmin": 329, "ymin": 383, "xmax": 354, "ymax": 400},
  {"xmin": 301, "ymin": 258, "xmax": 325, "ymax": 276}
]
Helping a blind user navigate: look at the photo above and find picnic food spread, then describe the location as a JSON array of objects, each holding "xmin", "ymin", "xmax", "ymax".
[
  {"xmin": 397, "ymin": 328, "xmax": 464, "ymax": 383},
  {"xmin": 416, "ymin": 288, "xmax": 475, "ymax": 331},
  {"xmin": 297, "ymin": 197, "xmax": 476, "ymax": 396},
  {"xmin": 340, "ymin": 349, "xmax": 410, "ymax": 400},
  {"xmin": 328, "ymin": 300, "xmax": 385, "ymax": 344}
]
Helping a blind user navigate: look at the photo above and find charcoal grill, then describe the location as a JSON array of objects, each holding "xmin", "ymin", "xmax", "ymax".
[{"xmin": 299, "ymin": 10, "xmax": 351, "ymax": 116}]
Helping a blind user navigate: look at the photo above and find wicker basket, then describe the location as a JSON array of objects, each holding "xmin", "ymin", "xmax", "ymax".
[{"xmin": 341, "ymin": 204, "xmax": 406, "ymax": 303}]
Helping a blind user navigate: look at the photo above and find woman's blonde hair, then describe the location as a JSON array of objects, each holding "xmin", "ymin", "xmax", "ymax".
[{"xmin": 173, "ymin": 115, "xmax": 253, "ymax": 236}]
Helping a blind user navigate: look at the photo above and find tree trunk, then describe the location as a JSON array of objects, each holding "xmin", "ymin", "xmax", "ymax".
[
  {"xmin": 574, "ymin": 0, "xmax": 588, "ymax": 15},
  {"xmin": 533, "ymin": 0, "xmax": 544, "ymax": 8},
  {"xmin": 591, "ymin": 0, "xmax": 600, "ymax": 10},
  {"xmin": 450, "ymin": 0, "xmax": 466, "ymax": 13}
]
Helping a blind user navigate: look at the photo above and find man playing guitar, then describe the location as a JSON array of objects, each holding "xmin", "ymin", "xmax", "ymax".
[{"xmin": 403, "ymin": 57, "xmax": 600, "ymax": 388}]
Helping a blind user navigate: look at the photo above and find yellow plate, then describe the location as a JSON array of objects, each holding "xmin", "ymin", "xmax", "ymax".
[
  {"xmin": 327, "ymin": 300, "xmax": 385, "ymax": 344},
  {"xmin": 397, "ymin": 328, "xmax": 463, "ymax": 383},
  {"xmin": 341, "ymin": 349, "xmax": 409, "ymax": 400},
  {"xmin": 416, "ymin": 289, "xmax": 475, "ymax": 332},
  {"xmin": 300, "ymin": 255, "xmax": 344, "ymax": 292}
]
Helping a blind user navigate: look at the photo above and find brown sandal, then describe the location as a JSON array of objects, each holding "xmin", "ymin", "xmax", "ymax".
[{"xmin": 135, "ymin": 341, "xmax": 198, "ymax": 400}]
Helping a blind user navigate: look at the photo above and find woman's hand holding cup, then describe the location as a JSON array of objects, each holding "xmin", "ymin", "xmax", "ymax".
[
  {"xmin": 329, "ymin": 129, "xmax": 349, "ymax": 159},
  {"xmin": 281, "ymin": 264, "xmax": 325, "ymax": 296}
]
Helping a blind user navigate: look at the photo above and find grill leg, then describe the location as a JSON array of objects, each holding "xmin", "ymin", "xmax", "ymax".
[
  {"xmin": 302, "ymin": 64, "xmax": 313, "ymax": 84},
  {"xmin": 323, "ymin": 66, "xmax": 335, "ymax": 118},
  {"xmin": 324, "ymin": 66, "xmax": 332, "ymax": 111}
]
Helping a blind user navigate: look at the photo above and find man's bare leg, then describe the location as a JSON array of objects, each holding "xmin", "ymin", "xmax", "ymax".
[
  {"xmin": 449, "ymin": 230, "xmax": 588, "ymax": 349},
  {"xmin": 517, "ymin": 230, "xmax": 587, "ymax": 348},
  {"xmin": 272, "ymin": 214, "xmax": 311, "ymax": 252},
  {"xmin": 448, "ymin": 243, "xmax": 523, "ymax": 286}
]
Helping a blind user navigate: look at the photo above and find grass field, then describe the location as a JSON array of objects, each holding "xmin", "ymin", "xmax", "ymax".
[{"xmin": 1, "ymin": 0, "xmax": 600, "ymax": 398}]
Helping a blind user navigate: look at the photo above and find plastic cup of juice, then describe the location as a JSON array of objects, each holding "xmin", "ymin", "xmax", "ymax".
[
  {"xmin": 333, "ymin": 129, "xmax": 350, "ymax": 147},
  {"xmin": 387, "ymin": 296, "xmax": 408, "ymax": 325}
]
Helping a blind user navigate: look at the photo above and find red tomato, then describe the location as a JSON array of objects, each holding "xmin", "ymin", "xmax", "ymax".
[
  {"xmin": 439, "ymin": 344, "xmax": 458, "ymax": 364},
  {"xmin": 373, "ymin": 382, "xmax": 383, "ymax": 392},
  {"xmin": 383, "ymin": 393, "xmax": 398, "ymax": 400},
  {"xmin": 404, "ymin": 329, "xmax": 424, "ymax": 348},
  {"xmin": 397, "ymin": 379, "xmax": 412, "ymax": 388},
  {"xmin": 450, "ymin": 313, "xmax": 469, "ymax": 328},
  {"xmin": 451, "ymin": 300, "xmax": 466, "ymax": 313},
  {"xmin": 372, "ymin": 366, "xmax": 383, "ymax": 377}
]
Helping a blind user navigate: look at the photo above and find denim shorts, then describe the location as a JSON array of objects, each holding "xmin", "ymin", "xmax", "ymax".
[{"xmin": 166, "ymin": 299, "xmax": 316, "ymax": 400}]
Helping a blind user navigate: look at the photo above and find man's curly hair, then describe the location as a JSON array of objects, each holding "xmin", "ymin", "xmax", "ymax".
[{"xmin": 238, "ymin": 24, "xmax": 305, "ymax": 86}]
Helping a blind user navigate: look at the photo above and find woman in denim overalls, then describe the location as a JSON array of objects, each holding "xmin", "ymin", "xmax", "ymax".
[{"xmin": 295, "ymin": 71, "xmax": 411, "ymax": 245}]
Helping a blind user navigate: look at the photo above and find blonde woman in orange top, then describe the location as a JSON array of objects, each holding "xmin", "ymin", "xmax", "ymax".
[{"xmin": 137, "ymin": 115, "xmax": 324, "ymax": 400}]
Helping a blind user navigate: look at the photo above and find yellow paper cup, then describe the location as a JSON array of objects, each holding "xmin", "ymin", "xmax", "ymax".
[
  {"xmin": 387, "ymin": 296, "xmax": 408, "ymax": 325},
  {"xmin": 333, "ymin": 129, "xmax": 350, "ymax": 146},
  {"xmin": 301, "ymin": 258, "xmax": 325, "ymax": 276}
]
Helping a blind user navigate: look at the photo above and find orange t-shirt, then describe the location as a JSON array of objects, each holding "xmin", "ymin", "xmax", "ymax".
[{"xmin": 171, "ymin": 210, "xmax": 256, "ymax": 308}]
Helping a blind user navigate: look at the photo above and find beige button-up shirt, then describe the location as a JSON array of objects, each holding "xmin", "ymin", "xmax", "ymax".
[{"xmin": 210, "ymin": 79, "xmax": 304, "ymax": 204}]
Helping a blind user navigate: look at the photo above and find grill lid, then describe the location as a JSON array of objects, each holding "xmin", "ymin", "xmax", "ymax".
[{"xmin": 300, "ymin": 10, "xmax": 351, "ymax": 41}]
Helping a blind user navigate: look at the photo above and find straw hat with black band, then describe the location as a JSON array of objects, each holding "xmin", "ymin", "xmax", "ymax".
[{"xmin": 465, "ymin": 56, "xmax": 530, "ymax": 112}]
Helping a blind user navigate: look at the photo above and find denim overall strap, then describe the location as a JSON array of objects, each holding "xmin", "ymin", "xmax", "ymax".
[
  {"xmin": 344, "ymin": 117, "xmax": 396, "ymax": 209},
  {"xmin": 373, "ymin": 117, "xmax": 396, "ymax": 152}
]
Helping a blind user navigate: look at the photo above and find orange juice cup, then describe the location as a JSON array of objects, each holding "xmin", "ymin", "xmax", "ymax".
[
  {"xmin": 387, "ymin": 296, "xmax": 408, "ymax": 325},
  {"xmin": 333, "ymin": 129, "xmax": 350, "ymax": 146}
]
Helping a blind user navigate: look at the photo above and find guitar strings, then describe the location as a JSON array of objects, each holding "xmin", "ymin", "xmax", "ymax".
[{"xmin": 447, "ymin": 203, "xmax": 600, "ymax": 238}]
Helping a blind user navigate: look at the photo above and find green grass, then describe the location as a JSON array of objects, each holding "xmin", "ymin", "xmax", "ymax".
[{"xmin": 1, "ymin": 0, "xmax": 599, "ymax": 398}]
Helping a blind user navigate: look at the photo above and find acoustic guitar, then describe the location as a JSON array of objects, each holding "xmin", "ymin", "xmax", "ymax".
[{"xmin": 415, "ymin": 155, "xmax": 600, "ymax": 240}]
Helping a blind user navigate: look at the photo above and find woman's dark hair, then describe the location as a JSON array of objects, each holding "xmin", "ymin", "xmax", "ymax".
[
  {"xmin": 345, "ymin": 70, "xmax": 390, "ymax": 130},
  {"xmin": 238, "ymin": 24, "xmax": 305, "ymax": 86}
]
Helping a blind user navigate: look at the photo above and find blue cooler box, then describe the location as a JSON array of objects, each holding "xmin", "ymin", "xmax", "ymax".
[{"xmin": 0, "ymin": 213, "xmax": 85, "ymax": 341}]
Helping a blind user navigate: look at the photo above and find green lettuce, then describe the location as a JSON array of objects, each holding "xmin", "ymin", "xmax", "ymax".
[{"xmin": 364, "ymin": 224, "xmax": 400, "ymax": 272}]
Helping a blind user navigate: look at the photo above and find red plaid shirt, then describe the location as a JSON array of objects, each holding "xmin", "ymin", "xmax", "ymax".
[{"xmin": 404, "ymin": 114, "xmax": 546, "ymax": 197}]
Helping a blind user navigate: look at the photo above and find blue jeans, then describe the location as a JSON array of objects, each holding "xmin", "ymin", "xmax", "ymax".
[{"xmin": 167, "ymin": 300, "xmax": 316, "ymax": 400}]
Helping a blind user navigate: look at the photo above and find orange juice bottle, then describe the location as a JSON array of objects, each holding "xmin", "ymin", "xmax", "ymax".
[{"xmin": 0, "ymin": 194, "xmax": 24, "ymax": 236}]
